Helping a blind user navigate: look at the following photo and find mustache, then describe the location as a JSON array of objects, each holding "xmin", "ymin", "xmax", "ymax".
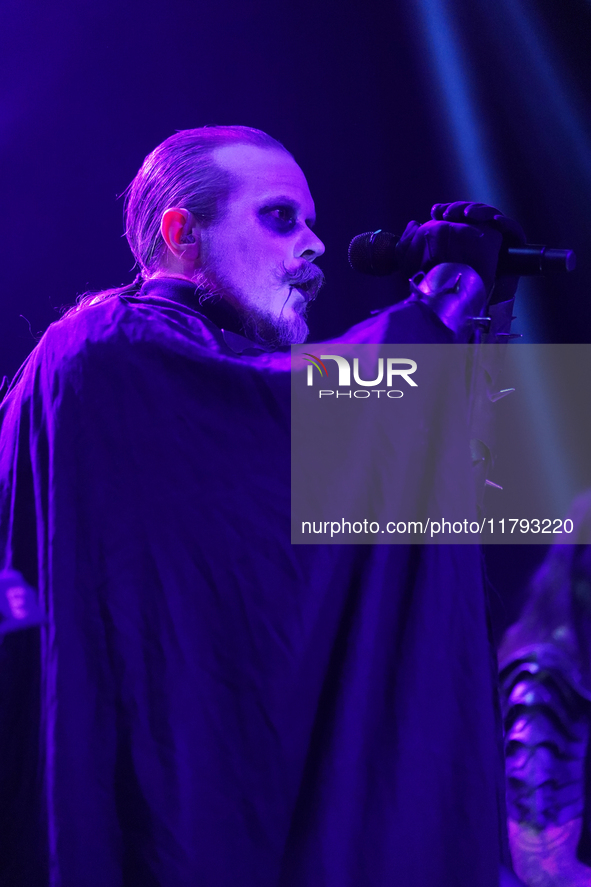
[{"xmin": 281, "ymin": 263, "xmax": 325, "ymax": 301}]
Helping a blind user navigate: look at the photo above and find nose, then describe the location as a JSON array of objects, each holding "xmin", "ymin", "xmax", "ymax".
[{"xmin": 297, "ymin": 228, "xmax": 325, "ymax": 262}]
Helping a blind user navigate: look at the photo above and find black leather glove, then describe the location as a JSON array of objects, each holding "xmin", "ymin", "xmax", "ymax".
[{"xmin": 396, "ymin": 202, "xmax": 526, "ymax": 302}]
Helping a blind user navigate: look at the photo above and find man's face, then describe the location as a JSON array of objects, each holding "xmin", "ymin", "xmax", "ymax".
[{"xmin": 198, "ymin": 144, "xmax": 325, "ymax": 345}]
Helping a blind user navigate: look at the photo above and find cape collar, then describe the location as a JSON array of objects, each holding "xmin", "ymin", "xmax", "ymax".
[{"xmin": 138, "ymin": 277, "xmax": 276, "ymax": 354}]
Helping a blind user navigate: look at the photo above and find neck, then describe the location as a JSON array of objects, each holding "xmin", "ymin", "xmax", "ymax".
[{"xmin": 146, "ymin": 271, "xmax": 195, "ymax": 284}]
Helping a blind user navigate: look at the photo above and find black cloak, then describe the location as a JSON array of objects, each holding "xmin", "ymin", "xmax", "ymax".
[{"xmin": 0, "ymin": 278, "xmax": 505, "ymax": 886}]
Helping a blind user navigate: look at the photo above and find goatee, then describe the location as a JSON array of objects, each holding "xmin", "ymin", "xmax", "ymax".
[{"xmin": 241, "ymin": 303, "xmax": 310, "ymax": 347}]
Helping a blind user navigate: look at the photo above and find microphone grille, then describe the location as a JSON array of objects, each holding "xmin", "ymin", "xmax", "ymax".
[{"xmin": 348, "ymin": 230, "xmax": 399, "ymax": 276}]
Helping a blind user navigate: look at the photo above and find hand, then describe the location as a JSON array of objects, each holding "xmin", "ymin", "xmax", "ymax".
[
  {"xmin": 430, "ymin": 202, "xmax": 526, "ymax": 303},
  {"xmin": 430, "ymin": 201, "xmax": 525, "ymax": 245},
  {"xmin": 396, "ymin": 202, "xmax": 526, "ymax": 301}
]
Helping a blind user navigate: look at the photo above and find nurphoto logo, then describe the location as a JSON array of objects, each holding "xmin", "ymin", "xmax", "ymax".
[{"xmin": 302, "ymin": 353, "xmax": 418, "ymax": 399}]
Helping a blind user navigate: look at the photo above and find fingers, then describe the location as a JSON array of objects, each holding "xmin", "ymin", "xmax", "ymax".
[
  {"xmin": 431, "ymin": 202, "xmax": 501, "ymax": 222},
  {"xmin": 430, "ymin": 202, "xmax": 482, "ymax": 221},
  {"xmin": 464, "ymin": 204, "xmax": 525, "ymax": 244},
  {"xmin": 431, "ymin": 202, "xmax": 525, "ymax": 245},
  {"xmin": 395, "ymin": 220, "xmax": 421, "ymax": 263},
  {"xmin": 398, "ymin": 220, "xmax": 421, "ymax": 242},
  {"xmin": 490, "ymin": 214, "xmax": 526, "ymax": 245}
]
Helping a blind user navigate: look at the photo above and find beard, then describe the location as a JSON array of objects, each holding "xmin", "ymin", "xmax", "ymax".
[
  {"xmin": 193, "ymin": 260, "xmax": 323, "ymax": 348},
  {"xmin": 240, "ymin": 293, "xmax": 310, "ymax": 347}
]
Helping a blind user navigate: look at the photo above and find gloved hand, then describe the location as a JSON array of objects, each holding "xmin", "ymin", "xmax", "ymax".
[{"xmin": 396, "ymin": 202, "xmax": 526, "ymax": 302}]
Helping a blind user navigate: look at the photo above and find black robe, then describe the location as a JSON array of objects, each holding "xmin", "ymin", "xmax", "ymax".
[{"xmin": 0, "ymin": 278, "xmax": 505, "ymax": 886}]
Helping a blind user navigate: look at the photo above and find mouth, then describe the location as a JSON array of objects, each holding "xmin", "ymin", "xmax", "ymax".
[
  {"xmin": 293, "ymin": 284, "xmax": 311, "ymax": 301},
  {"xmin": 283, "ymin": 263, "xmax": 325, "ymax": 303},
  {"xmin": 291, "ymin": 278, "xmax": 322, "ymax": 302}
]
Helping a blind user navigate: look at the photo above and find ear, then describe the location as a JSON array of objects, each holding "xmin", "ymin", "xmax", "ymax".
[{"xmin": 160, "ymin": 207, "xmax": 200, "ymax": 263}]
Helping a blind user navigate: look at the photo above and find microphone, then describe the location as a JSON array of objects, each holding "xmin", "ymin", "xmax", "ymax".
[{"xmin": 348, "ymin": 229, "xmax": 577, "ymax": 277}]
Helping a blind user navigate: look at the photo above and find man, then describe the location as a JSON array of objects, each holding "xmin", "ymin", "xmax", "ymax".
[{"xmin": 0, "ymin": 126, "xmax": 519, "ymax": 886}]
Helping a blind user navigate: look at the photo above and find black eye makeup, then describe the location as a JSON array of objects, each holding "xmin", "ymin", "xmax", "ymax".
[{"xmin": 257, "ymin": 202, "xmax": 299, "ymax": 235}]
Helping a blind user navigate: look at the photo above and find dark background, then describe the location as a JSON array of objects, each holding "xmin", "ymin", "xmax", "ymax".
[{"xmin": 2, "ymin": 0, "xmax": 590, "ymax": 639}]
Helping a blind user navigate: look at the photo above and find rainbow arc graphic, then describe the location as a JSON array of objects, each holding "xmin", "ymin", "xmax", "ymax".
[{"xmin": 302, "ymin": 353, "xmax": 328, "ymax": 376}]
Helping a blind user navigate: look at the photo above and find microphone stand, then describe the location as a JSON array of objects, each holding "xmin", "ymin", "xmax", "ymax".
[{"xmin": 408, "ymin": 263, "xmax": 519, "ymax": 513}]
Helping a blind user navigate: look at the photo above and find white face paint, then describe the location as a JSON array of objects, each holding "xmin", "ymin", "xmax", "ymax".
[{"xmin": 198, "ymin": 144, "xmax": 325, "ymax": 345}]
